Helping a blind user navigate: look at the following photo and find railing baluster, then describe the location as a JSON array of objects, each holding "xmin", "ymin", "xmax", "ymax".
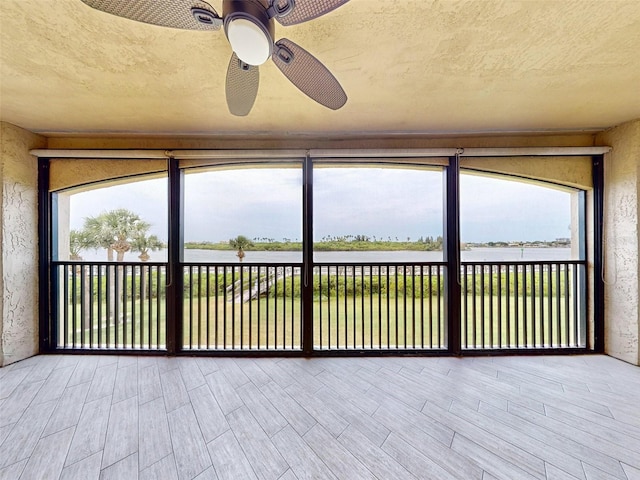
[
  {"xmin": 403, "ymin": 266, "xmax": 408, "ymax": 348},
  {"xmin": 159, "ymin": 266, "xmax": 163, "ymax": 349},
  {"xmin": 351, "ymin": 266, "xmax": 355, "ymax": 349},
  {"xmin": 437, "ymin": 266, "xmax": 442, "ymax": 348},
  {"xmin": 573, "ymin": 265, "xmax": 579, "ymax": 347},
  {"xmin": 63, "ymin": 265, "xmax": 69, "ymax": 348},
  {"xmin": 472, "ymin": 265, "xmax": 478, "ymax": 348},
  {"xmin": 418, "ymin": 265, "xmax": 423, "ymax": 349},
  {"xmin": 147, "ymin": 265, "xmax": 152, "ymax": 349},
  {"xmin": 369, "ymin": 266, "xmax": 374, "ymax": 349},
  {"xmin": 248, "ymin": 267, "xmax": 252, "ymax": 349},
  {"xmin": 291, "ymin": 268, "xmax": 295, "ymax": 349},
  {"xmin": 223, "ymin": 266, "xmax": 228, "ymax": 349},
  {"xmin": 342, "ymin": 266, "xmax": 347, "ymax": 348},
  {"xmin": 462, "ymin": 266, "xmax": 468, "ymax": 348},
  {"xmin": 488, "ymin": 265, "xmax": 494, "ymax": 348},
  {"xmin": 362, "ymin": 266, "xmax": 366, "ymax": 349},
  {"xmin": 89, "ymin": 266, "xmax": 95, "ymax": 348},
  {"xmin": 256, "ymin": 266, "xmax": 260, "ymax": 349},
  {"xmin": 522, "ymin": 264, "xmax": 528, "ymax": 347},
  {"xmin": 131, "ymin": 265, "xmax": 136, "ymax": 348},
  {"xmin": 564, "ymin": 263, "xmax": 570, "ymax": 347},
  {"xmin": 555, "ymin": 263, "xmax": 561, "ymax": 347},
  {"xmin": 327, "ymin": 266, "xmax": 332, "ymax": 349},
  {"xmin": 497, "ymin": 266, "xmax": 502, "ymax": 348},
  {"xmin": 378, "ymin": 267, "xmax": 382, "ymax": 349},
  {"xmin": 479, "ymin": 265, "xmax": 484, "ymax": 349},
  {"xmin": 538, "ymin": 263, "xmax": 547, "ymax": 348},
  {"xmin": 514, "ymin": 264, "xmax": 519, "ymax": 348},
  {"xmin": 114, "ymin": 265, "xmax": 120, "ymax": 348},
  {"xmin": 273, "ymin": 266, "xmax": 278, "ymax": 349},
  {"xmin": 546, "ymin": 263, "xmax": 552, "ymax": 347},
  {"xmin": 238, "ymin": 266, "xmax": 243, "ymax": 348},
  {"xmin": 70, "ymin": 264, "xmax": 77, "ymax": 348},
  {"xmin": 138, "ymin": 265, "xmax": 144, "ymax": 348},
  {"xmin": 80, "ymin": 265, "xmax": 86, "ymax": 348},
  {"xmin": 232, "ymin": 267, "xmax": 237, "ymax": 349},
  {"xmin": 203, "ymin": 266, "xmax": 208, "ymax": 349},
  {"xmin": 531, "ymin": 264, "xmax": 537, "ymax": 347},
  {"xmin": 507, "ymin": 265, "xmax": 513, "ymax": 348},
  {"xmin": 394, "ymin": 266, "xmax": 399, "ymax": 349},
  {"xmin": 427, "ymin": 266, "xmax": 432, "ymax": 348},
  {"xmin": 265, "ymin": 266, "xmax": 270, "ymax": 349},
  {"xmin": 97, "ymin": 265, "xmax": 102, "ymax": 348},
  {"xmin": 337, "ymin": 267, "xmax": 342, "ymax": 348},
  {"xmin": 318, "ymin": 266, "xmax": 323, "ymax": 349},
  {"xmin": 214, "ymin": 266, "xmax": 219, "ymax": 348},
  {"xmin": 195, "ymin": 266, "xmax": 201, "ymax": 349}
]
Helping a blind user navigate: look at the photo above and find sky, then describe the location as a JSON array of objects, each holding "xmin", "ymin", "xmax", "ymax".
[{"xmin": 68, "ymin": 166, "xmax": 572, "ymax": 244}]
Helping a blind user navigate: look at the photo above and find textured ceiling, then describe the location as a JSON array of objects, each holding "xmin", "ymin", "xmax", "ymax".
[{"xmin": 1, "ymin": 0, "xmax": 640, "ymax": 136}]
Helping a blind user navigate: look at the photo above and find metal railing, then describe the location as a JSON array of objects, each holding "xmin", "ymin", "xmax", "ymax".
[
  {"xmin": 460, "ymin": 261, "xmax": 586, "ymax": 349},
  {"xmin": 53, "ymin": 262, "xmax": 166, "ymax": 350},
  {"xmin": 50, "ymin": 259, "xmax": 587, "ymax": 354},
  {"xmin": 313, "ymin": 263, "xmax": 447, "ymax": 350},
  {"xmin": 182, "ymin": 264, "xmax": 302, "ymax": 351}
]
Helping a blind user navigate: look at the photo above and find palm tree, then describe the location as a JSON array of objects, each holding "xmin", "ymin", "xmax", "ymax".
[
  {"xmin": 131, "ymin": 234, "xmax": 164, "ymax": 303},
  {"xmin": 69, "ymin": 229, "xmax": 92, "ymax": 329},
  {"xmin": 229, "ymin": 235, "xmax": 253, "ymax": 262},
  {"xmin": 69, "ymin": 229, "xmax": 91, "ymax": 261},
  {"xmin": 131, "ymin": 234, "xmax": 164, "ymax": 262},
  {"xmin": 83, "ymin": 209, "xmax": 150, "ymax": 262},
  {"xmin": 82, "ymin": 209, "xmax": 151, "ymax": 323}
]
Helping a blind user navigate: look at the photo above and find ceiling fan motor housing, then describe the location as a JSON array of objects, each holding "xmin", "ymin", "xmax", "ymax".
[{"xmin": 223, "ymin": 0, "xmax": 275, "ymax": 66}]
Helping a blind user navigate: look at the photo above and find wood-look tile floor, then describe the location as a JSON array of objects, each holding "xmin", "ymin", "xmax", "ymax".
[{"xmin": 1, "ymin": 354, "xmax": 639, "ymax": 480}]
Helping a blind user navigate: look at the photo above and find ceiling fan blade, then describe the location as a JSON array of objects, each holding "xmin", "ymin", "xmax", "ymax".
[
  {"xmin": 80, "ymin": 0, "xmax": 222, "ymax": 30},
  {"xmin": 272, "ymin": 38, "xmax": 347, "ymax": 110},
  {"xmin": 226, "ymin": 53, "xmax": 260, "ymax": 116},
  {"xmin": 272, "ymin": 0, "xmax": 350, "ymax": 26}
]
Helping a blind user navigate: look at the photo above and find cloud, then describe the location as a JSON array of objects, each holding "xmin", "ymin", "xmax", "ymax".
[
  {"xmin": 314, "ymin": 167, "xmax": 444, "ymax": 240},
  {"xmin": 184, "ymin": 169, "xmax": 302, "ymax": 241},
  {"xmin": 460, "ymin": 174, "xmax": 571, "ymax": 242},
  {"xmin": 70, "ymin": 177, "xmax": 168, "ymax": 239},
  {"xmin": 65, "ymin": 166, "xmax": 574, "ymax": 245}
]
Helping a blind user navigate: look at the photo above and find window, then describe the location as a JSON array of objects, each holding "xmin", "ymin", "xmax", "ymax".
[
  {"xmin": 313, "ymin": 165, "xmax": 444, "ymax": 262},
  {"xmin": 183, "ymin": 165, "xmax": 303, "ymax": 263}
]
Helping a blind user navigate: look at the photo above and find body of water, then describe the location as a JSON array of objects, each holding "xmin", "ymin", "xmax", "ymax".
[{"xmin": 76, "ymin": 247, "xmax": 574, "ymax": 263}]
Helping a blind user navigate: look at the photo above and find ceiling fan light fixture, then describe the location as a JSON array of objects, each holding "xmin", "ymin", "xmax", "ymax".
[{"xmin": 226, "ymin": 17, "xmax": 272, "ymax": 65}]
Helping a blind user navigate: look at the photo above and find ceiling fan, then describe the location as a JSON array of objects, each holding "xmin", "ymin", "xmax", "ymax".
[{"xmin": 79, "ymin": 0, "xmax": 350, "ymax": 116}]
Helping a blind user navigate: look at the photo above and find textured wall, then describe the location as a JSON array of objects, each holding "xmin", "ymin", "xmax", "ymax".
[
  {"xmin": 596, "ymin": 119, "xmax": 640, "ymax": 365},
  {"xmin": 50, "ymin": 159, "xmax": 167, "ymax": 192},
  {"xmin": 0, "ymin": 122, "xmax": 45, "ymax": 366},
  {"xmin": 460, "ymin": 156, "xmax": 592, "ymax": 190}
]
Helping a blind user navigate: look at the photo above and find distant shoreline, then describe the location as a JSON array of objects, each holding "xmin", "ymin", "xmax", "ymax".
[{"xmin": 184, "ymin": 240, "xmax": 569, "ymax": 252}]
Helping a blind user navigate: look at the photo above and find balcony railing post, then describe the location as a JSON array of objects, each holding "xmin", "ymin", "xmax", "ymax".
[
  {"xmin": 592, "ymin": 155, "xmax": 605, "ymax": 352},
  {"xmin": 39, "ymin": 157, "xmax": 53, "ymax": 352},
  {"xmin": 167, "ymin": 158, "xmax": 183, "ymax": 355},
  {"xmin": 445, "ymin": 154, "xmax": 462, "ymax": 354},
  {"xmin": 302, "ymin": 153, "xmax": 314, "ymax": 355}
]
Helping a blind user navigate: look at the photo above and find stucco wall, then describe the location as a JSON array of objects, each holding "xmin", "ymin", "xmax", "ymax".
[
  {"xmin": 50, "ymin": 159, "xmax": 166, "ymax": 192},
  {"xmin": 0, "ymin": 122, "xmax": 46, "ymax": 366},
  {"xmin": 460, "ymin": 156, "xmax": 592, "ymax": 190},
  {"xmin": 596, "ymin": 119, "xmax": 640, "ymax": 365}
]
